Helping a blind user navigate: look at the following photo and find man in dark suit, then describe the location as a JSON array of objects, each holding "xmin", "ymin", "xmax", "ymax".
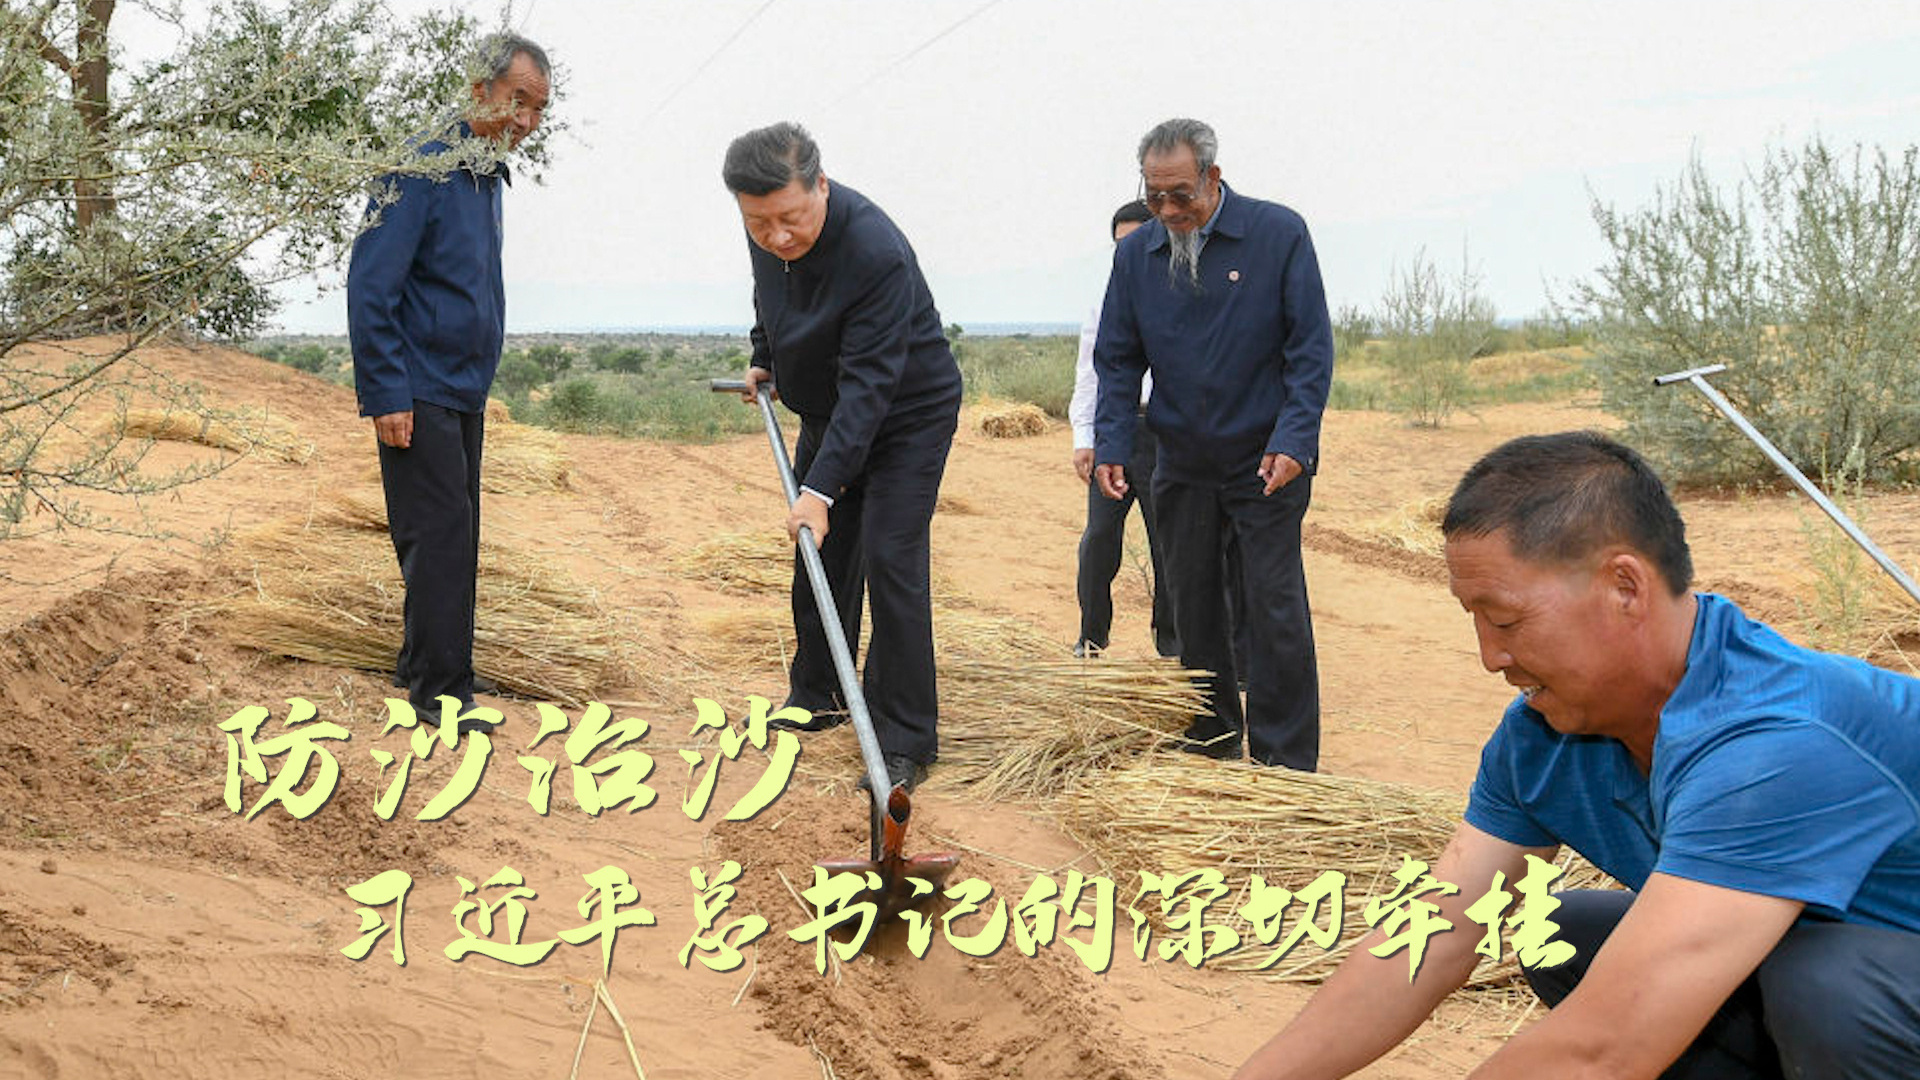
[
  {"xmin": 724, "ymin": 122, "xmax": 963, "ymax": 794},
  {"xmin": 1093, "ymin": 118, "xmax": 1334, "ymax": 770}
]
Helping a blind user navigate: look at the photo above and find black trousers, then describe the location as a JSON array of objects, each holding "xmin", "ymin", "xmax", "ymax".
[
  {"xmin": 787, "ymin": 402, "xmax": 957, "ymax": 765},
  {"xmin": 1153, "ymin": 467, "xmax": 1319, "ymax": 769},
  {"xmin": 377, "ymin": 400, "xmax": 483, "ymax": 710},
  {"xmin": 1526, "ymin": 890, "xmax": 1920, "ymax": 1079},
  {"xmin": 1077, "ymin": 420, "xmax": 1176, "ymax": 654}
]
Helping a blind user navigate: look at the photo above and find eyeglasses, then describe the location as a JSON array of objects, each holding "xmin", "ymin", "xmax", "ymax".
[{"xmin": 1139, "ymin": 179, "xmax": 1210, "ymax": 210}]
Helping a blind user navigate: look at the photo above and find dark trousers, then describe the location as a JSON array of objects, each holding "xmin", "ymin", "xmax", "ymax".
[
  {"xmin": 788, "ymin": 404, "xmax": 957, "ymax": 765},
  {"xmin": 1153, "ymin": 468, "xmax": 1319, "ymax": 770},
  {"xmin": 1077, "ymin": 420, "xmax": 1176, "ymax": 654},
  {"xmin": 1525, "ymin": 890, "xmax": 1920, "ymax": 1079},
  {"xmin": 377, "ymin": 400, "xmax": 483, "ymax": 710}
]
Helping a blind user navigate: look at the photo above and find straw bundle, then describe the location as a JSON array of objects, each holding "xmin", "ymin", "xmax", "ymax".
[
  {"xmin": 672, "ymin": 529, "xmax": 970, "ymax": 607},
  {"xmin": 675, "ymin": 531, "xmax": 794, "ymax": 593},
  {"xmin": 485, "ymin": 422, "xmax": 572, "ymax": 494},
  {"xmin": 485, "ymin": 397, "xmax": 514, "ymax": 424},
  {"xmin": 117, "ymin": 407, "xmax": 314, "ymax": 463},
  {"xmin": 977, "ymin": 402, "xmax": 1049, "ymax": 438},
  {"xmin": 691, "ymin": 602, "xmax": 1206, "ymax": 798},
  {"xmin": 1358, "ymin": 494, "xmax": 1448, "ymax": 558},
  {"xmin": 1059, "ymin": 755, "xmax": 1615, "ymax": 987},
  {"xmin": 213, "ymin": 491, "xmax": 631, "ymax": 703}
]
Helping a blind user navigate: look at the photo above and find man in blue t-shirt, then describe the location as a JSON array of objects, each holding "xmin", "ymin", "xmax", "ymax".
[{"xmin": 1236, "ymin": 431, "xmax": 1920, "ymax": 1080}]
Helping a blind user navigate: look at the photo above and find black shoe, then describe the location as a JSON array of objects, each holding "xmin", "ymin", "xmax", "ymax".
[
  {"xmin": 1154, "ymin": 631, "xmax": 1180, "ymax": 658},
  {"xmin": 856, "ymin": 753, "xmax": 928, "ymax": 794},
  {"xmin": 410, "ymin": 700, "xmax": 500, "ymax": 734},
  {"xmin": 457, "ymin": 708, "xmax": 503, "ymax": 734},
  {"xmin": 393, "ymin": 673, "xmax": 498, "ymax": 695},
  {"xmin": 1072, "ymin": 639, "xmax": 1106, "ymax": 659},
  {"xmin": 766, "ymin": 703, "xmax": 849, "ymax": 733}
]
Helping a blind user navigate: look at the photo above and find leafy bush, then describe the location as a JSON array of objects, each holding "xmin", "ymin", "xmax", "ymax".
[
  {"xmin": 1374, "ymin": 250, "xmax": 1497, "ymax": 427},
  {"xmin": 1573, "ymin": 137, "xmax": 1920, "ymax": 485},
  {"xmin": 957, "ymin": 334, "xmax": 1076, "ymax": 416}
]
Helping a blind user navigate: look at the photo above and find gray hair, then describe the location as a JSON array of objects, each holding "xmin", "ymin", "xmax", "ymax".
[
  {"xmin": 1137, "ymin": 118, "xmax": 1218, "ymax": 176},
  {"xmin": 722, "ymin": 122, "xmax": 823, "ymax": 196},
  {"xmin": 475, "ymin": 32, "xmax": 550, "ymax": 84}
]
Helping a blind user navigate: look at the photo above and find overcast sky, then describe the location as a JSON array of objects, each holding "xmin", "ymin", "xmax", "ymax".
[{"xmin": 211, "ymin": 0, "xmax": 1920, "ymax": 333}]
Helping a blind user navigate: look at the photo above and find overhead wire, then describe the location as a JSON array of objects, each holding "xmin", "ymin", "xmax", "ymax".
[
  {"xmin": 640, "ymin": 0, "xmax": 783, "ymax": 127},
  {"xmin": 824, "ymin": 0, "xmax": 1007, "ymax": 111}
]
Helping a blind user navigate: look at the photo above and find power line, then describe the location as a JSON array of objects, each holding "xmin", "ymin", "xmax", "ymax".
[
  {"xmin": 826, "ymin": 0, "xmax": 1006, "ymax": 111},
  {"xmin": 641, "ymin": 0, "xmax": 782, "ymax": 127}
]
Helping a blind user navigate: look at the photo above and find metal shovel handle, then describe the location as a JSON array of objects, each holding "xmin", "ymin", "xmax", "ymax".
[
  {"xmin": 710, "ymin": 377, "xmax": 894, "ymax": 855},
  {"xmin": 1655, "ymin": 364, "xmax": 1920, "ymax": 606}
]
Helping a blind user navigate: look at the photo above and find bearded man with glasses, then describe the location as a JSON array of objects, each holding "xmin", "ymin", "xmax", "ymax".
[{"xmin": 1091, "ymin": 118, "xmax": 1334, "ymax": 770}]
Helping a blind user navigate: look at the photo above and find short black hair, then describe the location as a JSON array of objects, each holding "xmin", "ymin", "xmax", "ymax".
[
  {"xmin": 722, "ymin": 122, "xmax": 822, "ymax": 196},
  {"xmin": 1442, "ymin": 431, "xmax": 1693, "ymax": 595},
  {"xmin": 1111, "ymin": 199, "xmax": 1151, "ymax": 236}
]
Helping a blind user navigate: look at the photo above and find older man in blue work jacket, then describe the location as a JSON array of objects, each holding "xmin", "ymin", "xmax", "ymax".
[
  {"xmin": 1093, "ymin": 118, "xmax": 1334, "ymax": 770},
  {"xmin": 348, "ymin": 33, "xmax": 550, "ymax": 728}
]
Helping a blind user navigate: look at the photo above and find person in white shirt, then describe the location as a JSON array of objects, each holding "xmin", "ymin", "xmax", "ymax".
[{"xmin": 1068, "ymin": 201, "xmax": 1175, "ymax": 657}]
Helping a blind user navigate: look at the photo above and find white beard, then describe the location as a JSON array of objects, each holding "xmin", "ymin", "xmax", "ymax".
[{"xmin": 1167, "ymin": 228, "xmax": 1203, "ymax": 291}]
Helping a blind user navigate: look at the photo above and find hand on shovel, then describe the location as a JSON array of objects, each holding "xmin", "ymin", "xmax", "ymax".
[{"xmin": 788, "ymin": 489, "xmax": 830, "ymax": 544}]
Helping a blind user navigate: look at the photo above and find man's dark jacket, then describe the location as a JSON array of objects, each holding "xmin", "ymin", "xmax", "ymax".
[
  {"xmin": 349, "ymin": 123, "xmax": 508, "ymax": 418},
  {"xmin": 1092, "ymin": 183, "xmax": 1333, "ymax": 482},
  {"xmin": 746, "ymin": 183, "xmax": 961, "ymax": 499}
]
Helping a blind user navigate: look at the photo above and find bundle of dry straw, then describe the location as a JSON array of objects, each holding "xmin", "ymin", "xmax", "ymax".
[
  {"xmin": 1358, "ymin": 494, "xmax": 1449, "ymax": 558},
  {"xmin": 1060, "ymin": 754, "xmax": 1614, "ymax": 987},
  {"xmin": 976, "ymin": 401, "xmax": 1050, "ymax": 438},
  {"xmin": 116, "ymin": 407, "xmax": 315, "ymax": 464},
  {"xmin": 692, "ymin": 604, "xmax": 1204, "ymax": 799},
  {"xmin": 674, "ymin": 531, "xmax": 795, "ymax": 593},
  {"xmin": 486, "ymin": 422, "xmax": 572, "ymax": 494},
  {"xmin": 213, "ymin": 491, "xmax": 631, "ymax": 703}
]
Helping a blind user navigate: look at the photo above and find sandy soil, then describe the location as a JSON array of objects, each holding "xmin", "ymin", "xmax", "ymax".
[{"xmin": 2, "ymin": 338, "xmax": 1916, "ymax": 1079}]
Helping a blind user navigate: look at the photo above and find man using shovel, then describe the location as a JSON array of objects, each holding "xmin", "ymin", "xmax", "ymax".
[
  {"xmin": 1235, "ymin": 431, "xmax": 1920, "ymax": 1080},
  {"xmin": 723, "ymin": 122, "xmax": 963, "ymax": 794}
]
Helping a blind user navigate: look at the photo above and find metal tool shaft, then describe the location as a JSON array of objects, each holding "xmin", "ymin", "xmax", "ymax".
[
  {"xmin": 711, "ymin": 378, "xmax": 892, "ymax": 854},
  {"xmin": 1654, "ymin": 364, "xmax": 1920, "ymax": 606}
]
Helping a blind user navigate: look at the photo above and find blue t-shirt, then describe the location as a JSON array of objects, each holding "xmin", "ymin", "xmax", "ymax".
[{"xmin": 1465, "ymin": 593, "xmax": 1920, "ymax": 932}]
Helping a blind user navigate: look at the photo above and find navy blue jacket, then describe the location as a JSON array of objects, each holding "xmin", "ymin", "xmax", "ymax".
[
  {"xmin": 348, "ymin": 124, "xmax": 508, "ymax": 418},
  {"xmin": 1092, "ymin": 184, "xmax": 1333, "ymax": 482},
  {"xmin": 746, "ymin": 183, "xmax": 961, "ymax": 499}
]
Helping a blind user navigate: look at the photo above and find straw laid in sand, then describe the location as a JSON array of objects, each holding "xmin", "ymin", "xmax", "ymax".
[
  {"xmin": 486, "ymin": 421, "xmax": 573, "ymax": 494},
  {"xmin": 1059, "ymin": 754, "xmax": 1615, "ymax": 987},
  {"xmin": 675, "ymin": 531, "xmax": 796, "ymax": 594},
  {"xmin": 1359, "ymin": 494, "xmax": 1449, "ymax": 558},
  {"xmin": 116, "ymin": 407, "xmax": 315, "ymax": 464},
  {"xmin": 691, "ymin": 604, "xmax": 1206, "ymax": 799},
  {"xmin": 213, "ymin": 491, "xmax": 630, "ymax": 703},
  {"xmin": 976, "ymin": 401, "xmax": 1049, "ymax": 438}
]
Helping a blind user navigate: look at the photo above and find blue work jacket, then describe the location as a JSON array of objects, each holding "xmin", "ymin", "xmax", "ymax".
[
  {"xmin": 348, "ymin": 124, "xmax": 508, "ymax": 418},
  {"xmin": 1092, "ymin": 184, "xmax": 1334, "ymax": 482}
]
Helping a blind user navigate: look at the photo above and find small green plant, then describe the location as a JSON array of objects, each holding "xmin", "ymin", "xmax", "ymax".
[
  {"xmin": 957, "ymin": 334, "xmax": 1075, "ymax": 416},
  {"xmin": 1374, "ymin": 249, "xmax": 1496, "ymax": 427}
]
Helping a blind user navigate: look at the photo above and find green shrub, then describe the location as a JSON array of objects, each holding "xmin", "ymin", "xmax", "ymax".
[
  {"xmin": 957, "ymin": 334, "xmax": 1076, "ymax": 416},
  {"xmin": 1573, "ymin": 137, "xmax": 1920, "ymax": 485},
  {"xmin": 1374, "ymin": 250, "xmax": 1496, "ymax": 427}
]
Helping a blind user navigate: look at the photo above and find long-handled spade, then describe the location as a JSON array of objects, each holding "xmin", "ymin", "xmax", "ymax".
[
  {"xmin": 1655, "ymin": 364, "xmax": 1920, "ymax": 606},
  {"xmin": 709, "ymin": 378, "xmax": 960, "ymax": 919}
]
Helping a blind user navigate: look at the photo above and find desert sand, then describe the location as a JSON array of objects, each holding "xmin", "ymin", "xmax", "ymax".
[{"xmin": 2, "ymin": 338, "xmax": 1915, "ymax": 1079}]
